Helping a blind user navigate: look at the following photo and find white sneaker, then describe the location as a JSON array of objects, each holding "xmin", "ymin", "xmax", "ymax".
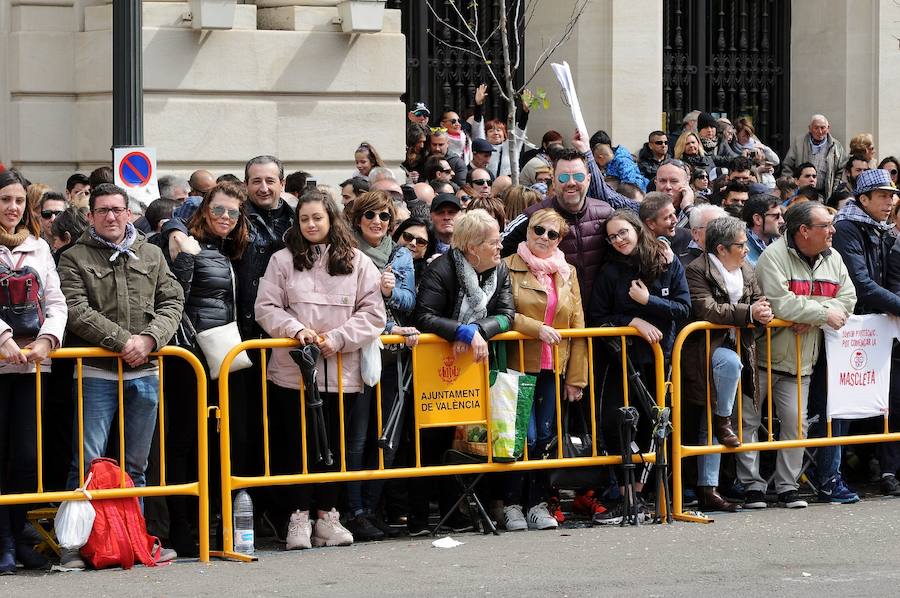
[
  {"xmin": 286, "ymin": 510, "xmax": 312, "ymax": 550},
  {"xmin": 312, "ymin": 509, "xmax": 354, "ymax": 547},
  {"xmin": 503, "ymin": 505, "xmax": 527, "ymax": 532},
  {"xmin": 527, "ymin": 502, "xmax": 559, "ymax": 530}
]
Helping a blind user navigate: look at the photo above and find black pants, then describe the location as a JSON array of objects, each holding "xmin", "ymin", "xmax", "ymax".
[
  {"xmin": 267, "ymin": 382, "xmax": 355, "ymax": 518},
  {"xmin": 0, "ymin": 374, "xmax": 42, "ymax": 543},
  {"xmin": 877, "ymin": 347, "xmax": 900, "ymax": 475}
]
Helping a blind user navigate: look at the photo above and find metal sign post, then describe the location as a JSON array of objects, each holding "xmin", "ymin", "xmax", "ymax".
[{"xmin": 112, "ymin": 0, "xmax": 143, "ymax": 150}]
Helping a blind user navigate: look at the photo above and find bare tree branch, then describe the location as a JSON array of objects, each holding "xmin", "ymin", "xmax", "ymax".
[
  {"xmin": 520, "ymin": 0, "xmax": 588, "ymax": 90},
  {"xmin": 425, "ymin": 1, "xmax": 477, "ymax": 45},
  {"xmin": 427, "ymin": 30, "xmax": 483, "ymax": 59}
]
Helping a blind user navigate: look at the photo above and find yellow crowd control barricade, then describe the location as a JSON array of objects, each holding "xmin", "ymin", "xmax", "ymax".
[
  {"xmin": 671, "ymin": 319, "xmax": 900, "ymax": 523},
  {"xmin": 0, "ymin": 346, "xmax": 210, "ymax": 562},
  {"xmin": 213, "ymin": 327, "xmax": 667, "ymax": 561}
]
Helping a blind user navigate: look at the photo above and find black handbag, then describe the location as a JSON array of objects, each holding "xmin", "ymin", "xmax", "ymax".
[{"xmin": 547, "ymin": 403, "xmax": 604, "ymax": 489}]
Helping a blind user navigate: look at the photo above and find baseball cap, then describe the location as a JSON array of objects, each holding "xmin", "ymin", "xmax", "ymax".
[
  {"xmin": 472, "ymin": 138, "xmax": 496, "ymax": 154},
  {"xmin": 412, "ymin": 102, "xmax": 430, "ymax": 116},
  {"xmin": 430, "ymin": 193, "xmax": 462, "ymax": 212}
]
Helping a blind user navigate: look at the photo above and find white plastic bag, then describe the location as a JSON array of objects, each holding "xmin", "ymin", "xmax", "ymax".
[
  {"xmin": 360, "ymin": 337, "xmax": 383, "ymax": 387},
  {"xmin": 55, "ymin": 472, "xmax": 95, "ymax": 550}
]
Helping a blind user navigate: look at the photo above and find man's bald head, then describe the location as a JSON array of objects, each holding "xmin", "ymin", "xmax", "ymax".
[{"xmin": 189, "ymin": 169, "xmax": 216, "ymax": 197}]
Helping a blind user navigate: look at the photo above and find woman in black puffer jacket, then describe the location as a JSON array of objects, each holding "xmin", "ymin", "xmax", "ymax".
[
  {"xmin": 159, "ymin": 181, "xmax": 250, "ymax": 556},
  {"xmin": 408, "ymin": 209, "xmax": 515, "ymax": 534}
]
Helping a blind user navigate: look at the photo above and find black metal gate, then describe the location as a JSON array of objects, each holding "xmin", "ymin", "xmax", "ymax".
[
  {"xmin": 386, "ymin": 0, "xmax": 519, "ymax": 120},
  {"xmin": 663, "ymin": 0, "xmax": 791, "ymax": 154}
]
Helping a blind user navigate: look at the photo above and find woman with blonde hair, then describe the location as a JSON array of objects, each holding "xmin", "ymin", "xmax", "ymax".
[
  {"xmin": 674, "ymin": 131, "xmax": 715, "ymax": 175},
  {"xmin": 502, "ymin": 185, "xmax": 542, "ymax": 223}
]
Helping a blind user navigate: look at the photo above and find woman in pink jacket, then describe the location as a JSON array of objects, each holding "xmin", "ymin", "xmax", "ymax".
[
  {"xmin": 255, "ymin": 188, "xmax": 386, "ymax": 552},
  {"xmin": 0, "ymin": 171, "xmax": 68, "ymax": 573}
]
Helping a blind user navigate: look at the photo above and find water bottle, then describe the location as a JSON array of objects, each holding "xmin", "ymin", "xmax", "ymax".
[{"xmin": 233, "ymin": 490, "xmax": 255, "ymax": 554}]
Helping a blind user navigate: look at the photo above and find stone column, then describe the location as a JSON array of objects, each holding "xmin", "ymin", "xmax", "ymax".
[
  {"xmin": 524, "ymin": 0, "xmax": 663, "ymax": 157},
  {"xmin": 790, "ymin": 0, "xmax": 900, "ymax": 160}
]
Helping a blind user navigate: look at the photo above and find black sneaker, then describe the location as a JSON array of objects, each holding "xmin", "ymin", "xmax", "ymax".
[
  {"xmin": 407, "ymin": 517, "xmax": 431, "ymax": 537},
  {"xmin": 367, "ymin": 513, "xmax": 402, "ymax": 538},
  {"xmin": 345, "ymin": 514, "xmax": 385, "ymax": 542},
  {"xmin": 438, "ymin": 513, "xmax": 474, "ymax": 533},
  {"xmin": 743, "ymin": 490, "xmax": 767, "ymax": 509},
  {"xmin": 593, "ymin": 503, "xmax": 647, "ymax": 526},
  {"xmin": 777, "ymin": 490, "xmax": 808, "ymax": 509},
  {"xmin": 881, "ymin": 474, "xmax": 900, "ymax": 496}
]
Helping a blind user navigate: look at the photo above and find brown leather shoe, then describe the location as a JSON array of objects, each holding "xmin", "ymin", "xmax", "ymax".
[
  {"xmin": 715, "ymin": 415, "xmax": 741, "ymax": 448},
  {"xmin": 698, "ymin": 487, "xmax": 737, "ymax": 512}
]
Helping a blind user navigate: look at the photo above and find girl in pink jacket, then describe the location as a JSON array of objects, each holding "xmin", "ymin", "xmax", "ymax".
[{"xmin": 254, "ymin": 189, "xmax": 385, "ymax": 551}]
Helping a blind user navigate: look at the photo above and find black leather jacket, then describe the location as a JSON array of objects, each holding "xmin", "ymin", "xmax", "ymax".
[{"xmin": 415, "ymin": 251, "xmax": 515, "ymax": 342}]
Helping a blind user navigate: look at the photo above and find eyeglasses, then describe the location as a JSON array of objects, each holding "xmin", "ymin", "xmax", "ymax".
[
  {"xmin": 764, "ymin": 211, "xmax": 783, "ymax": 219},
  {"xmin": 471, "ymin": 179, "xmax": 491, "ymax": 186},
  {"xmin": 210, "ymin": 205, "xmax": 240, "ymax": 220},
  {"xmin": 401, "ymin": 231, "xmax": 429, "ymax": 246},
  {"xmin": 363, "ymin": 210, "xmax": 392, "ymax": 222},
  {"xmin": 41, "ymin": 210, "xmax": 64, "ymax": 220},
  {"xmin": 652, "ymin": 140, "xmax": 668, "ymax": 146},
  {"xmin": 808, "ymin": 222, "xmax": 834, "ymax": 229},
  {"xmin": 93, "ymin": 207, "xmax": 128, "ymax": 217},
  {"xmin": 729, "ymin": 241, "xmax": 748, "ymax": 249},
  {"xmin": 557, "ymin": 172, "xmax": 587, "ymax": 184},
  {"xmin": 607, "ymin": 228, "xmax": 632, "ymax": 243},
  {"xmin": 532, "ymin": 225, "xmax": 561, "ymax": 241}
]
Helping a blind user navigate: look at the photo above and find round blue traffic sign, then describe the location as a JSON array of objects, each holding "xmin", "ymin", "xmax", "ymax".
[{"xmin": 118, "ymin": 151, "xmax": 153, "ymax": 187}]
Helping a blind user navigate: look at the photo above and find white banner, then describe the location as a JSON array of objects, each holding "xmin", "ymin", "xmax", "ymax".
[
  {"xmin": 824, "ymin": 314, "xmax": 900, "ymax": 420},
  {"xmin": 551, "ymin": 61, "xmax": 588, "ymax": 141}
]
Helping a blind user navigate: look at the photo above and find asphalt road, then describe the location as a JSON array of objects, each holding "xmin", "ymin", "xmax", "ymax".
[{"xmin": 3, "ymin": 496, "xmax": 899, "ymax": 597}]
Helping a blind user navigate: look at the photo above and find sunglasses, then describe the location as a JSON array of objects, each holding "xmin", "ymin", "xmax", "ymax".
[
  {"xmin": 443, "ymin": 118, "xmax": 460, "ymax": 124},
  {"xmin": 557, "ymin": 172, "xmax": 587, "ymax": 184},
  {"xmin": 889, "ymin": 169, "xmax": 899, "ymax": 176},
  {"xmin": 210, "ymin": 205, "xmax": 240, "ymax": 220},
  {"xmin": 471, "ymin": 179, "xmax": 491, "ymax": 186},
  {"xmin": 363, "ymin": 210, "xmax": 392, "ymax": 222},
  {"xmin": 532, "ymin": 225, "xmax": 561, "ymax": 240},
  {"xmin": 41, "ymin": 209, "xmax": 64, "ymax": 219},
  {"xmin": 440, "ymin": 168, "xmax": 453, "ymax": 174},
  {"xmin": 652, "ymin": 140, "xmax": 668, "ymax": 146},
  {"xmin": 401, "ymin": 231, "xmax": 429, "ymax": 246}
]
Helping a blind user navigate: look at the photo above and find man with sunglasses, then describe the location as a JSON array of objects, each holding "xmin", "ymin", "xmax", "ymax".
[
  {"xmin": 38, "ymin": 191, "xmax": 67, "ymax": 244},
  {"xmin": 638, "ymin": 130, "xmax": 671, "ymax": 180},
  {"xmin": 502, "ymin": 148, "xmax": 612, "ymax": 302},
  {"xmin": 741, "ymin": 194, "xmax": 783, "ymax": 266},
  {"xmin": 427, "ymin": 129, "xmax": 467, "ymax": 187},
  {"xmin": 467, "ymin": 168, "xmax": 493, "ymax": 200}
]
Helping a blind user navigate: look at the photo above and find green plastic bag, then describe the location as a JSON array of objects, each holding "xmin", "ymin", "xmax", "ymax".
[{"xmin": 489, "ymin": 368, "xmax": 536, "ymax": 461}]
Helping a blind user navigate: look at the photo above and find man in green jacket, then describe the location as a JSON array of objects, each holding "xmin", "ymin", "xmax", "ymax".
[
  {"xmin": 58, "ymin": 183, "xmax": 184, "ymax": 495},
  {"xmin": 735, "ymin": 201, "xmax": 856, "ymax": 510}
]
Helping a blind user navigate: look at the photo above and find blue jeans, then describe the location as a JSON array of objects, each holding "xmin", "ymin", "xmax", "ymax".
[
  {"xmin": 697, "ymin": 347, "xmax": 742, "ymax": 487},
  {"xmin": 66, "ymin": 375, "xmax": 160, "ymax": 489}
]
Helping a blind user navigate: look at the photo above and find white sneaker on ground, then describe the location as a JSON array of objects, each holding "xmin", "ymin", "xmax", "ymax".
[
  {"xmin": 59, "ymin": 547, "xmax": 85, "ymax": 569},
  {"xmin": 312, "ymin": 509, "xmax": 354, "ymax": 547},
  {"xmin": 526, "ymin": 502, "xmax": 559, "ymax": 530},
  {"xmin": 503, "ymin": 504, "xmax": 527, "ymax": 532},
  {"xmin": 286, "ymin": 510, "xmax": 312, "ymax": 550}
]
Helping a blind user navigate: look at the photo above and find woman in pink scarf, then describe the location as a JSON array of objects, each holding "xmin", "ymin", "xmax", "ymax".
[{"xmin": 499, "ymin": 208, "xmax": 588, "ymax": 532}]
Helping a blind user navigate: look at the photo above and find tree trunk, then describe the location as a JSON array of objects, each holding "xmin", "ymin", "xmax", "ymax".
[{"xmin": 499, "ymin": 0, "xmax": 520, "ymax": 185}]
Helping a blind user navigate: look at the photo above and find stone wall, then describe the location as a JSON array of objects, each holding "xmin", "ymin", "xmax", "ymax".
[{"xmin": 2, "ymin": 0, "xmax": 406, "ymax": 191}]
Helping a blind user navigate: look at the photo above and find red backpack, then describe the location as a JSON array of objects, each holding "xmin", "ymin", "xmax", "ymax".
[
  {"xmin": 80, "ymin": 458, "xmax": 165, "ymax": 570},
  {"xmin": 0, "ymin": 252, "xmax": 45, "ymax": 338}
]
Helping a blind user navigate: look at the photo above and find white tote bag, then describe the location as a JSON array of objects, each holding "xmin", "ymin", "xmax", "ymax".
[{"xmin": 194, "ymin": 263, "xmax": 252, "ymax": 379}]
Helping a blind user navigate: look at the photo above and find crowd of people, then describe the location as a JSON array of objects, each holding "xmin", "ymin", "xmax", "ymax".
[{"xmin": 1, "ymin": 96, "xmax": 899, "ymax": 572}]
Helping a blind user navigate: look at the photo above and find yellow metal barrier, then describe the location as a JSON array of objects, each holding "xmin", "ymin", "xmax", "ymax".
[
  {"xmin": 213, "ymin": 327, "xmax": 667, "ymax": 561},
  {"xmin": 671, "ymin": 319, "xmax": 900, "ymax": 523},
  {"xmin": 0, "ymin": 346, "xmax": 210, "ymax": 562}
]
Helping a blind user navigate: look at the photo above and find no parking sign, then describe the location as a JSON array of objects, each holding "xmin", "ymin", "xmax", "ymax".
[{"xmin": 114, "ymin": 147, "xmax": 160, "ymax": 206}]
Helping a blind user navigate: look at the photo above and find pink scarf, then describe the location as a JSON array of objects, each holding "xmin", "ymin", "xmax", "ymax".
[{"xmin": 516, "ymin": 241, "xmax": 571, "ymax": 294}]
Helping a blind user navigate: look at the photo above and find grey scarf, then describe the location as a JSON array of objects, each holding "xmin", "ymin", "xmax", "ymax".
[
  {"xmin": 90, "ymin": 222, "xmax": 139, "ymax": 261},
  {"xmin": 451, "ymin": 247, "xmax": 497, "ymax": 324}
]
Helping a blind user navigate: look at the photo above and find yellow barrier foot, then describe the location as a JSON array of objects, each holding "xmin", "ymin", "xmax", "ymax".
[
  {"xmin": 673, "ymin": 511, "xmax": 714, "ymax": 523},
  {"xmin": 209, "ymin": 550, "xmax": 258, "ymax": 563}
]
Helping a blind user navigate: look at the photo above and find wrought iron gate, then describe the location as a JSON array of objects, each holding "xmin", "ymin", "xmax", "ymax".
[
  {"xmin": 663, "ymin": 0, "xmax": 791, "ymax": 154},
  {"xmin": 386, "ymin": 0, "xmax": 520, "ymax": 120}
]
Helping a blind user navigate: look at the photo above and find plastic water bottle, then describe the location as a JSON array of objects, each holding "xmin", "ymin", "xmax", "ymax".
[{"xmin": 233, "ymin": 490, "xmax": 255, "ymax": 554}]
